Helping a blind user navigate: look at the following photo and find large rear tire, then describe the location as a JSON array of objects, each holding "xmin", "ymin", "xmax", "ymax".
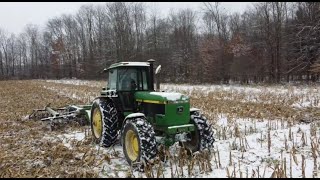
[
  {"xmin": 183, "ymin": 111, "xmax": 215, "ymax": 152},
  {"xmin": 122, "ymin": 117, "xmax": 157, "ymax": 166},
  {"xmin": 91, "ymin": 98, "xmax": 119, "ymax": 147}
]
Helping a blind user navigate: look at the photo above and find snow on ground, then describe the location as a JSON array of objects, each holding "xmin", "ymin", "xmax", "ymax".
[
  {"xmin": 42, "ymin": 115, "xmax": 320, "ymax": 178},
  {"xmin": 45, "ymin": 79, "xmax": 105, "ymax": 88},
  {"xmin": 39, "ymin": 79, "xmax": 320, "ymax": 177},
  {"xmin": 161, "ymin": 83, "xmax": 320, "ymax": 109},
  {"xmin": 211, "ymin": 114, "xmax": 318, "ymax": 178},
  {"xmin": 43, "ymin": 79, "xmax": 320, "ymax": 96},
  {"xmin": 161, "ymin": 83, "xmax": 319, "ymax": 96},
  {"xmin": 42, "ymin": 79, "xmax": 320, "ymax": 109},
  {"xmin": 42, "ymin": 85, "xmax": 99, "ymax": 104}
]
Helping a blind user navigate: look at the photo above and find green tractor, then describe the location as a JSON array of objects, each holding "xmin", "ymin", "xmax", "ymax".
[{"xmin": 90, "ymin": 59, "xmax": 215, "ymax": 165}]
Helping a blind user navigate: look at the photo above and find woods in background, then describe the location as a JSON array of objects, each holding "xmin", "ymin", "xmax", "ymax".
[{"xmin": 0, "ymin": 2, "xmax": 320, "ymax": 84}]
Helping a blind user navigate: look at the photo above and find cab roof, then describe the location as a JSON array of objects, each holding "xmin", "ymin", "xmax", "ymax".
[{"xmin": 107, "ymin": 62, "xmax": 150, "ymax": 70}]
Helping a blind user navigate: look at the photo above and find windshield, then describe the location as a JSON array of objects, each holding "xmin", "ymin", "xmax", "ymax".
[{"xmin": 116, "ymin": 67, "xmax": 149, "ymax": 91}]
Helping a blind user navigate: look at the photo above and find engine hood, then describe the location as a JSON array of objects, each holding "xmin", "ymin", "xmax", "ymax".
[{"xmin": 134, "ymin": 91, "xmax": 189, "ymax": 104}]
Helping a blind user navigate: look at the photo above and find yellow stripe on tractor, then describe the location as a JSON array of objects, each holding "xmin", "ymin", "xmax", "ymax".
[{"xmin": 136, "ymin": 99, "xmax": 167, "ymax": 104}]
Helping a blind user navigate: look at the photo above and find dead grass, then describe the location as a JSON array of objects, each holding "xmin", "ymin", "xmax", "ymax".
[
  {"xmin": 0, "ymin": 80, "xmax": 100, "ymax": 177},
  {"xmin": 1, "ymin": 79, "xmax": 320, "ymax": 177}
]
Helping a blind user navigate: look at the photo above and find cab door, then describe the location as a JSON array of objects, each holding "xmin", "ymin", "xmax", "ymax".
[
  {"xmin": 112, "ymin": 67, "xmax": 150, "ymax": 113},
  {"xmin": 117, "ymin": 68, "xmax": 137, "ymax": 112}
]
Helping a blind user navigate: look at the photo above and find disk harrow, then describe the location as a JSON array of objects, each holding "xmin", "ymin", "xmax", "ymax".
[{"xmin": 28, "ymin": 103, "xmax": 91, "ymax": 130}]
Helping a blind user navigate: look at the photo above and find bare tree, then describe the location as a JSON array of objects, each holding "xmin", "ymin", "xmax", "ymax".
[
  {"xmin": 168, "ymin": 8, "xmax": 198, "ymax": 83},
  {"xmin": 107, "ymin": 2, "xmax": 135, "ymax": 62},
  {"xmin": 202, "ymin": 2, "xmax": 232, "ymax": 83},
  {"xmin": 0, "ymin": 2, "xmax": 319, "ymax": 83},
  {"xmin": 7, "ymin": 34, "xmax": 16, "ymax": 76},
  {"xmin": 0, "ymin": 30, "xmax": 10, "ymax": 76},
  {"xmin": 0, "ymin": 28, "xmax": 5, "ymax": 77}
]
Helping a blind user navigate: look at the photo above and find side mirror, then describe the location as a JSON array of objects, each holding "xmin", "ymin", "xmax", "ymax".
[
  {"xmin": 100, "ymin": 68, "xmax": 108, "ymax": 74},
  {"xmin": 155, "ymin": 65, "xmax": 161, "ymax": 74},
  {"xmin": 102, "ymin": 87, "xmax": 106, "ymax": 91}
]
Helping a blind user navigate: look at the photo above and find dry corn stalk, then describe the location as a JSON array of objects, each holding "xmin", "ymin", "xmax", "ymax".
[
  {"xmin": 302, "ymin": 155, "xmax": 306, "ymax": 178},
  {"xmin": 268, "ymin": 127, "xmax": 271, "ymax": 155}
]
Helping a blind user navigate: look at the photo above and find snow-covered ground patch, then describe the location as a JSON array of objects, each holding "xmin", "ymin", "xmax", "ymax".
[
  {"xmin": 44, "ymin": 79, "xmax": 105, "ymax": 88},
  {"xmin": 211, "ymin": 114, "xmax": 320, "ymax": 178},
  {"xmin": 42, "ymin": 85, "xmax": 99, "ymax": 104},
  {"xmin": 161, "ymin": 83, "xmax": 320, "ymax": 109},
  {"xmin": 35, "ymin": 79, "xmax": 320, "ymax": 177},
  {"xmin": 161, "ymin": 83, "xmax": 319, "ymax": 96},
  {"xmin": 41, "ymin": 116, "xmax": 320, "ymax": 178},
  {"xmin": 41, "ymin": 79, "xmax": 320, "ymax": 109}
]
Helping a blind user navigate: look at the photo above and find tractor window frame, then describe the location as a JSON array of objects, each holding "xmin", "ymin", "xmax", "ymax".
[
  {"xmin": 107, "ymin": 69, "xmax": 117, "ymax": 90},
  {"xmin": 140, "ymin": 69, "xmax": 149, "ymax": 90},
  {"xmin": 116, "ymin": 67, "xmax": 150, "ymax": 91}
]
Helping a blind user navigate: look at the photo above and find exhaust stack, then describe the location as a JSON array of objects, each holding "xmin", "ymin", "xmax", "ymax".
[{"xmin": 147, "ymin": 59, "xmax": 155, "ymax": 91}]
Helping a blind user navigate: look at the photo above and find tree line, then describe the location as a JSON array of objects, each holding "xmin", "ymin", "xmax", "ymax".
[{"xmin": 0, "ymin": 2, "xmax": 320, "ymax": 84}]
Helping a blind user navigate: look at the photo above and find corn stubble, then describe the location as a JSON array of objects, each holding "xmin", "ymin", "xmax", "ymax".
[
  {"xmin": 0, "ymin": 80, "xmax": 98, "ymax": 178},
  {"xmin": 1, "ymin": 80, "xmax": 320, "ymax": 178}
]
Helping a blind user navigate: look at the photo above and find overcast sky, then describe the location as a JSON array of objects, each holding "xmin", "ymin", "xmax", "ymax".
[{"xmin": 0, "ymin": 2, "xmax": 253, "ymax": 35}]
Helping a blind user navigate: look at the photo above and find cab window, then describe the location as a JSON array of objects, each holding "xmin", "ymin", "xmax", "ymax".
[
  {"xmin": 118, "ymin": 68, "xmax": 137, "ymax": 91},
  {"xmin": 107, "ymin": 69, "xmax": 117, "ymax": 90},
  {"xmin": 117, "ymin": 67, "xmax": 149, "ymax": 91}
]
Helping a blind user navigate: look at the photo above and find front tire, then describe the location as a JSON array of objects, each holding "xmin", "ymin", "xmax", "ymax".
[
  {"xmin": 122, "ymin": 117, "xmax": 157, "ymax": 166},
  {"xmin": 91, "ymin": 98, "xmax": 119, "ymax": 147},
  {"xmin": 183, "ymin": 111, "xmax": 215, "ymax": 152}
]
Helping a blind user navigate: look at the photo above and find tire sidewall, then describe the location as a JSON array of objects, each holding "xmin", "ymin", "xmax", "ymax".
[
  {"xmin": 122, "ymin": 121, "xmax": 141, "ymax": 165},
  {"xmin": 192, "ymin": 115, "xmax": 205, "ymax": 151},
  {"xmin": 185, "ymin": 115, "xmax": 202, "ymax": 152},
  {"xmin": 188, "ymin": 111, "xmax": 215, "ymax": 152},
  {"xmin": 90, "ymin": 100, "xmax": 104, "ymax": 144}
]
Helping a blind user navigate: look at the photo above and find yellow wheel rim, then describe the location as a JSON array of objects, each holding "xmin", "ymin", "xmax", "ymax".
[
  {"xmin": 92, "ymin": 108, "xmax": 102, "ymax": 139},
  {"xmin": 125, "ymin": 130, "xmax": 139, "ymax": 161}
]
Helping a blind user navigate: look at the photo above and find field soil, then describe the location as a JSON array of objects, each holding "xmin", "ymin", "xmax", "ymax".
[{"xmin": 1, "ymin": 79, "xmax": 320, "ymax": 178}]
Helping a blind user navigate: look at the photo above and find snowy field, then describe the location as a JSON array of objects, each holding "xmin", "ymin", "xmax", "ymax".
[
  {"xmin": 1, "ymin": 79, "xmax": 320, "ymax": 177},
  {"xmin": 46, "ymin": 79, "xmax": 320, "ymax": 109},
  {"xmin": 39, "ymin": 79, "xmax": 320, "ymax": 178}
]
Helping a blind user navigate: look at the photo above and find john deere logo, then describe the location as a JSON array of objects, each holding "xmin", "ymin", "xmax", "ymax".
[{"xmin": 177, "ymin": 106, "xmax": 184, "ymax": 113}]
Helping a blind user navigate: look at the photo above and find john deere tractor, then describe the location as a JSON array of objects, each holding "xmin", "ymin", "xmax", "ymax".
[{"xmin": 90, "ymin": 59, "xmax": 215, "ymax": 165}]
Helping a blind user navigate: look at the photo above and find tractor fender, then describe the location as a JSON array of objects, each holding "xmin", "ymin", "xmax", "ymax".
[
  {"xmin": 190, "ymin": 108, "xmax": 200, "ymax": 114},
  {"xmin": 120, "ymin": 113, "xmax": 146, "ymax": 143},
  {"xmin": 122, "ymin": 113, "xmax": 146, "ymax": 127},
  {"xmin": 124, "ymin": 113, "xmax": 146, "ymax": 121}
]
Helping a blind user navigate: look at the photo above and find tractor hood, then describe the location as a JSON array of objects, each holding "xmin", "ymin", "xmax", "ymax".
[{"xmin": 134, "ymin": 91, "xmax": 189, "ymax": 104}]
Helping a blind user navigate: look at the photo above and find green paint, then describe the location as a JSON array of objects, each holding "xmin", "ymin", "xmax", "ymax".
[
  {"xmin": 159, "ymin": 103, "xmax": 190, "ymax": 126},
  {"xmin": 84, "ymin": 110, "xmax": 91, "ymax": 122},
  {"xmin": 123, "ymin": 111, "xmax": 133, "ymax": 117},
  {"xmin": 166, "ymin": 124, "xmax": 195, "ymax": 134},
  {"xmin": 155, "ymin": 124, "xmax": 195, "ymax": 134},
  {"xmin": 134, "ymin": 91, "xmax": 167, "ymax": 103},
  {"xmin": 134, "ymin": 91, "xmax": 189, "ymax": 104},
  {"xmin": 68, "ymin": 104, "xmax": 92, "ymax": 123},
  {"xmin": 134, "ymin": 91, "xmax": 193, "ymax": 137}
]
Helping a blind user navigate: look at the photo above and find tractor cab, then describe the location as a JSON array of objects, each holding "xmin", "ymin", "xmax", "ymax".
[{"xmin": 101, "ymin": 60, "xmax": 157, "ymax": 115}]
